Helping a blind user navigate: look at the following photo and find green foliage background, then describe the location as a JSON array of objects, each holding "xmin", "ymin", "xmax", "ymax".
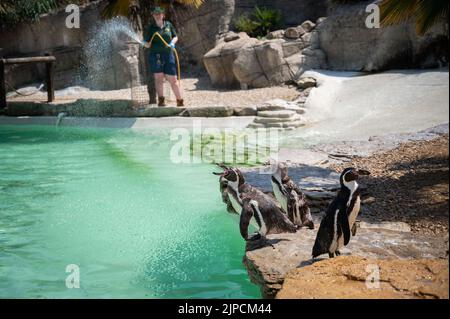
[
  {"xmin": 0, "ymin": 0, "xmax": 92, "ymax": 28},
  {"xmin": 234, "ymin": 6, "xmax": 283, "ymax": 38}
]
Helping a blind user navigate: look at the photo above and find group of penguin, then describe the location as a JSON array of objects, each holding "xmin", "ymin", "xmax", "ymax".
[{"xmin": 213, "ymin": 163, "xmax": 370, "ymax": 258}]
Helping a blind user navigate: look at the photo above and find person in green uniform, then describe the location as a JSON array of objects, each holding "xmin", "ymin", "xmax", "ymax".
[{"xmin": 142, "ymin": 7, "xmax": 184, "ymax": 107}]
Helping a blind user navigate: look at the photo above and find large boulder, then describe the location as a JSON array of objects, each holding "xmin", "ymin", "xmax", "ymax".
[
  {"xmin": 203, "ymin": 35, "xmax": 259, "ymax": 87},
  {"xmin": 205, "ymin": 29, "xmax": 327, "ymax": 88},
  {"xmin": 317, "ymin": 1, "xmax": 449, "ymax": 71},
  {"xmin": 277, "ymin": 256, "xmax": 449, "ymax": 299}
]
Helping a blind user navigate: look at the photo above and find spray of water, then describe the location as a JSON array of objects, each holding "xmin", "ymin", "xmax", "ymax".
[{"xmin": 82, "ymin": 17, "xmax": 143, "ymax": 90}]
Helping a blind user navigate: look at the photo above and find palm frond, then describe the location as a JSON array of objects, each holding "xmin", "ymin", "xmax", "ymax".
[
  {"xmin": 414, "ymin": 0, "xmax": 449, "ymax": 35},
  {"xmin": 102, "ymin": 0, "xmax": 131, "ymax": 19},
  {"xmin": 380, "ymin": 0, "xmax": 449, "ymax": 35},
  {"xmin": 174, "ymin": 0, "xmax": 205, "ymax": 9},
  {"xmin": 380, "ymin": 0, "xmax": 417, "ymax": 27}
]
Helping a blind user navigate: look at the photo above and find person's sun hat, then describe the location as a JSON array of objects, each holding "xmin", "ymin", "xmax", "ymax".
[{"xmin": 152, "ymin": 6, "xmax": 165, "ymax": 14}]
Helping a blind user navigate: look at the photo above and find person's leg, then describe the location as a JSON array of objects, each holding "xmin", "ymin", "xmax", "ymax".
[
  {"xmin": 145, "ymin": 51, "xmax": 156, "ymax": 104},
  {"xmin": 163, "ymin": 50, "xmax": 184, "ymax": 106},
  {"xmin": 154, "ymin": 72, "xmax": 165, "ymax": 98},
  {"xmin": 166, "ymin": 75, "xmax": 182, "ymax": 100}
]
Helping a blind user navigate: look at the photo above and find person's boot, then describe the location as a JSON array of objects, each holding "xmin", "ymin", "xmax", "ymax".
[
  {"xmin": 158, "ymin": 96, "xmax": 166, "ymax": 107},
  {"xmin": 176, "ymin": 99, "xmax": 184, "ymax": 107}
]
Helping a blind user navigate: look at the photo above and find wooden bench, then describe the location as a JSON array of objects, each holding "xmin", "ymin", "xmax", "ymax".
[{"xmin": 0, "ymin": 55, "xmax": 56, "ymax": 109}]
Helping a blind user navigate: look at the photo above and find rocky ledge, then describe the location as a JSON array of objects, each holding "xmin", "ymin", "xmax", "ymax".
[
  {"xmin": 277, "ymin": 256, "xmax": 449, "ymax": 299},
  {"xmin": 241, "ymin": 124, "xmax": 449, "ymax": 299},
  {"xmin": 243, "ymin": 225, "xmax": 449, "ymax": 298}
]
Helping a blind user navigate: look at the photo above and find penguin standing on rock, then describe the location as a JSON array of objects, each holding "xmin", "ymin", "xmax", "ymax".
[
  {"xmin": 271, "ymin": 162, "xmax": 314, "ymax": 229},
  {"xmin": 312, "ymin": 167, "xmax": 370, "ymax": 258},
  {"xmin": 214, "ymin": 163, "xmax": 239, "ymax": 214},
  {"xmin": 219, "ymin": 168, "xmax": 298, "ymax": 243}
]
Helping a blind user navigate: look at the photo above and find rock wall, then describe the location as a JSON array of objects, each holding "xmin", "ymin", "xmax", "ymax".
[
  {"xmin": 317, "ymin": 0, "xmax": 449, "ymax": 71},
  {"xmin": 177, "ymin": 0, "xmax": 236, "ymax": 64},
  {"xmin": 1, "ymin": 1, "xmax": 104, "ymax": 90}
]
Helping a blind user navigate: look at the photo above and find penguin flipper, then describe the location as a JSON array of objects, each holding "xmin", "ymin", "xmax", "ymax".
[
  {"xmin": 338, "ymin": 208, "xmax": 351, "ymax": 246},
  {"xmin": 239, "ymin": 201, "xmax": 254, "ymax": 240}
]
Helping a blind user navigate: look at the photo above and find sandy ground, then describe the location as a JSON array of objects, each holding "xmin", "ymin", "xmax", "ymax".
[
  {"xmin": 7, "ymin": 75, "xmax": 300, "ymax": 107},
  {"xmin": 332, "ymin": 134, "xmax": 449, "ymax": 236}
]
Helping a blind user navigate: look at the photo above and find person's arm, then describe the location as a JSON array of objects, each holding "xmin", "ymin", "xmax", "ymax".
[
  {"xmin": 169, "ymin": 23, "xmax": 178, "ymax": 48},
  {"xmin": 142, "ymin": 26, "xmax": 152, "ymax": 48},
  {"xmin": 169, "ymin": 36, "xmax": 178, "ymax": 48}
]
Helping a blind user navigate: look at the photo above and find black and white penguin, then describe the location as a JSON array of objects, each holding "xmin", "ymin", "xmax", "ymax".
[
  {"xmin": 220, "ymin": 168, "xmax": 298, "ymax": 242},
  {"xmin": 312, "ymin": 167, "xmax": 370, "ymax": 258},
  {"xmin": 213, "ymin": 163, "xmax": 238, "ymax": 214},
  {"xmin": 271, "ymin": 162, "xmax": 314, "ymax": 229}
]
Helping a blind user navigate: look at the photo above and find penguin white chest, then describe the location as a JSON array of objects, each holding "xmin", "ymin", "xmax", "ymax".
[
  {"xmin": 228, "ymin": 192, "xmax": 242, "ymax": 214},
  {"xmin": 271, "ymin": 180, "xmax": 287, "ymax": 213},
  {"xmin": 348, "ymin": 196, "xmax": 361, "ymax": 228}
]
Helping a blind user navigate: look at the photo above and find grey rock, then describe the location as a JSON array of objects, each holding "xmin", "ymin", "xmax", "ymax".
[
  {"xmin": 257, "ymin": 99, "xmax": 303, "ymax": 112},
  {"xmin": 224, "ymin": 32, "xmax": 241, "ymax": 42},
  {"xmin": 233, "ymin": 105, "xmax": 258, "ymax": 116},
  {"xmin": 257, "ymin": 110, "xmax": 298, "ymax": 118},
  {"xmin": 282, "ymin": 40, "xmax": 307, "ymax": 57},
  {"xmin": 254, "ymin": 114, "xmax": 302, "ymax": 124},
  {"xmin": 301, "ymin": 20, "xmax": 316, "ymax": 32},
  {"xmin": 267, "ymin": 30, "xmax": 285, "ymax": 40},
  {"xmin": 285, "ymin": 26, "xmax": 305, "ymax": 39},
  {"xmin": 138, "ymin": 106, "xmax": 185, "ymax": 117},
  {"xmin": 316, "ymin": 17, "xmax": 327, "ymax": 25},
  {"xmin": 203, "ymin": 37, "xmax": 260, "ymax": 88},
  {"xmin": 181, "ymin": 106, "xmax": 234, "ymax": 117},
  {"xmin": 296, "ymin": 77, "xmax": 317, "ymax": 89}
]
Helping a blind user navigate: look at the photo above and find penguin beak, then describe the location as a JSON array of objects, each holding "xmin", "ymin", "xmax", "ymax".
[
  {"xmin": 212, "ymin": 172, "xmax": 223, "ymax": 176},
  {"xmin": 357, "ymin": 169, "xmax": 371, "ymax": 176}
]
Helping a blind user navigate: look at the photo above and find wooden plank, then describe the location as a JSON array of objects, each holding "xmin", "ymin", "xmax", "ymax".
[
  {"xmin": 1, "ymin": 56, "xmax": 56, "ymax": 65},
  {"xmin": 0, "ymin": 61, "xmax": 6, "ymax": 109},
  {"xmin": 46, "ymin": 61, "xmax": 55, "ymax": 103}
]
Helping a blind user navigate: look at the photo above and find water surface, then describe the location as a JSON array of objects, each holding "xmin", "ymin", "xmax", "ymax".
[{"xmin": 0, "ymin": 125, "xmax": 260, "ymax": 298}]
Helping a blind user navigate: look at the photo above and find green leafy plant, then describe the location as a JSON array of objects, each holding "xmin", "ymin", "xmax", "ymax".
[
  {"xmin": 0, "ymin": 0, "xmax": 88, "ymax": 28},
  {"xmin": 234, "ymin": 14, "xmax": 258, "ymax": 36},
  {"xmin": 235, "ymin": 6, "xmax": 283, "ymax": 38}
]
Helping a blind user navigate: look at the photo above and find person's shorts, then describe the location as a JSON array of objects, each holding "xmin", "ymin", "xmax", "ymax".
[{"xmin": 149, "ymin": 50, "xmax": 177, "ymax": 76}]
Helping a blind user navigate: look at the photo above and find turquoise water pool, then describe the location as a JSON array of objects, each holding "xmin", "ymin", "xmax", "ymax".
[{"xmin": 0, "ymin": 125, "xmax": 260, "ymax": 298}]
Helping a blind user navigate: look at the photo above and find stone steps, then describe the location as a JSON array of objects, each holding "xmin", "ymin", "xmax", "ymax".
[{"xmin": 248, "ymin": 99, "xmax": 308, "ymax": 129}]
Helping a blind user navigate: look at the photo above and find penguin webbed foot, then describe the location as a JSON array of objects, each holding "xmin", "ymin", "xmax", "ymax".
[
  {"xmin": 328, "ymin": 252, "xmax": 335, "ymax": 258},
  {"xmin": 335, "ymin": 250, "xmax": 341, "ymax": 256},
  {"xmin": 302, "ymin": 220, "xmax": 314, "ymax": 230},
  {"xmin": 247, "ymin": 233, "xmax": 275, "ymax": 249},
  {"xmin": 248, "ymin": 233, "xmax": 262, "ymax": 241}
]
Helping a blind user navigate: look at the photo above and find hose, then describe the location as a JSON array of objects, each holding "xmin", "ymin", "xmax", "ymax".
[{"xmin": 146, "ymin": 32, "xmax": 182, "ymax": 84}]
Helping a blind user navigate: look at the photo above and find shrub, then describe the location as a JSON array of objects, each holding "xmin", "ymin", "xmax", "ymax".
[
  {"xmin": 0, "ymin": 0, "xmax": 89, "ymax": 28},
  {"xmin": 235, "ymin": 6, "xmax": 283, "ymax": 38}
]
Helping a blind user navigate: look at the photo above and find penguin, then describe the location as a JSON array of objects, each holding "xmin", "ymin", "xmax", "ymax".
[
  {"xmin": 213, "ymin": 163, "xmax": 238, "ymax": 214},
  {"xmin": 220, "ymin": 168, "xmax": 298, "ymax": 243},
  {"xmin": 271, "ymin": 162, "xmax": 314, "ymax": 229},
  {"xmin": 312, "ymin": 167, "xmax": 370, "ymax": 258}
]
